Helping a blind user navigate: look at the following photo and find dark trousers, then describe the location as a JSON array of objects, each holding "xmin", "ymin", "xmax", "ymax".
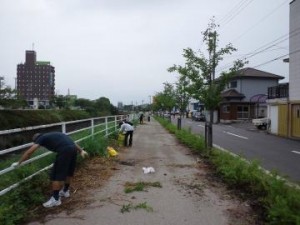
[{"xmin": 124, "ymin": 131, "xmax": 133, "ymax": 146}]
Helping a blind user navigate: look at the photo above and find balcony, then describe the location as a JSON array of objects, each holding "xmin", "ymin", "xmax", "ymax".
[{"xmin": 268, "ymin": 83, "xmax": 289, "ymax": 99}]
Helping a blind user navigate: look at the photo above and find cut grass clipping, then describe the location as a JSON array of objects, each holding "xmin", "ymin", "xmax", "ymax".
[
  {"xmin": 124, "ymin": 181, "xmax": 162, "ymax": 193},
  {"xmin": 120, "ymin": 202, "xmax": 153, "ymax": 213}
]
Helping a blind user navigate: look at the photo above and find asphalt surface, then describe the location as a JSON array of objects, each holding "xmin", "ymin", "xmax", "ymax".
[{"xmin": 27, "ymin": 118, "xmax": 256, "ymax": 225}]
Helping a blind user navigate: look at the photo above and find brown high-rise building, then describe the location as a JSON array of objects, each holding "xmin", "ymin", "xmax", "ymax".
[{"xmin": 17, "ymin": 50, "xmax": 55, "ymax": 108}]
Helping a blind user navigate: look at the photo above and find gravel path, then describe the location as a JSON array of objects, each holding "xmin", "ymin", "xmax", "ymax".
[{"xmin": 27, "ymin": 118, "xmax": 257, "ymax": 225}]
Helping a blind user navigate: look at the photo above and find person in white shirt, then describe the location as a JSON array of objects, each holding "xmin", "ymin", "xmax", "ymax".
[{"xmin": 119, "ymin": 121, "xmax": 134, "ymax": 147}]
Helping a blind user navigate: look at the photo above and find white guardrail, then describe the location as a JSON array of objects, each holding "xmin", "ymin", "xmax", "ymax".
[{"xmin": 0, "ymin": 114, "xmax": 133, "ymax": 196}]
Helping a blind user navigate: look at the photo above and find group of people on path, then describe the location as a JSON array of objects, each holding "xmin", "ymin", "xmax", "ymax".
[{"xmin": 11, "ymin": 113, "xmax": 148, "ymax": 208}]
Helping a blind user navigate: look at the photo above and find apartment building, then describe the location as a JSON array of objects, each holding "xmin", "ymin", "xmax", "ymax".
[{"xmin": 17, "ymin": 50, "xmax": 55, "ymax": 108}]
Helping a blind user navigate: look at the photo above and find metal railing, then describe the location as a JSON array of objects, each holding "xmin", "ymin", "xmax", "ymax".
[
  {"xmin": 268, "ymin": 83, "xmax": 289, "ymax": 99},
  {"xmin": 0, "ymin": 114, "xmax": 133, "ymax": 196}
]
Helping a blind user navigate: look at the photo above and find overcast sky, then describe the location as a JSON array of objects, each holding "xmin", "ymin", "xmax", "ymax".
[{"xmin": 0, "ymin": 0, "xmax": 290, "ymax": 106}]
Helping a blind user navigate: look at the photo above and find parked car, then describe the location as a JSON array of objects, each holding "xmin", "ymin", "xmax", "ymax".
[
  {"xmin": 163, "ymin": 113, "xmax": 171, "ymax": 118},
  {"xmin": 192, "ymin": 111, "xmax": 206, "ymax": 121}
]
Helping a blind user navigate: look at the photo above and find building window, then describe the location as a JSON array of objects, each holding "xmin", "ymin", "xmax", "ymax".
[
  {"xmin": 237, "ymin": 105, "xmax": 249, "ymax": 119},
  {"xmin": 223, "ymin": 105, "xmax": 230, "ymax": 113},
  {"xmin": 230, "ymin": 81, "xmax": 237, "ymax": 88}
]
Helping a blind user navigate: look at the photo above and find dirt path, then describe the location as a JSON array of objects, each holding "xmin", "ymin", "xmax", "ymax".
[{"xmin": 26, "ymin": 119, "xmax": 258, "ymax": 225}]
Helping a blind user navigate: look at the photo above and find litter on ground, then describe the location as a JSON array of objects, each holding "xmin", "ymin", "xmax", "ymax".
[
  {"xmin": 142, "ymin": 167, "xmax": 155, "ymax": 174},
  {"xmin": 107, "ymin": 146, "xmax": 118, "ymax": 157}
]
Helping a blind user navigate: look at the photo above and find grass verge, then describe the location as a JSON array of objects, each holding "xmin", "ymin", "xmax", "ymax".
[{"xmin": 155, "ymin": 116, "xmax": 300, "ymax": 225}]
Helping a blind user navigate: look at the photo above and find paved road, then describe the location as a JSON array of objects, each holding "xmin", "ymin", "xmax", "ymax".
[
  {"xmin": 172, "ymin": 116, "xmax": 300, "ymax": 183},
  {"xmin": 27, "ymin": 118, "xmax": 255, "ymax": 225}
]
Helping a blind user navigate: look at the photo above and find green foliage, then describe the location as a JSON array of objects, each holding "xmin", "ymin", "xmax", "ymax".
[
  {"xmin": 0, "ymin": 109, "xmax": 90, "ymax": 130},
  {"xmin": 152, "ymin": 82, "xmax": 177, "ymax": 112},
  {"xmin": 80, "ymin": 135, "xmax": 108, "ymax": 157},
  {"xmin": 124, "ymin": 181, "xmax": 162, "ymax": 193},
  {"xmin": 168, "ymin": 18, "xmax": 246, "ymax": 113},
  {"xmin": 0, "ymin": 131, "xmax": 113, "ymax": 224},
  {"xmin": 120, "ymin": 203, "xmax": 132, "ymax": 213},
  {"xmin": 120, "ymin": 202, "xmax": 153, "ymax": 213},
  {"xmin": 155, "ymin": 116, "xmax": 206, "ymax": 155},
  {"xmin": 124, "ymin": 182, "xmax": 145, "ymax": 193},
  {"xmin": 0, "ymin": 172, "xmax": 49, "ymax": 225},
  {"xmin": 94, "ymin": 97, "xmax": 111, "ymax": 114},
  {"xmin": 0, "ymin": 86, "xmax": 28, "ymax": 109},
  {"xmin": 133, "ymin": 202, "xmax": 154, "ymax": 212}
]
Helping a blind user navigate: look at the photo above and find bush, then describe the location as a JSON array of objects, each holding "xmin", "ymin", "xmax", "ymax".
[
  {"xmin": 0, "ymin": 172, "xmax": 49, "ymax": 225},
  {"xmin": 80, "ymin": 135, "xmax": 108, "ymax": 157}
]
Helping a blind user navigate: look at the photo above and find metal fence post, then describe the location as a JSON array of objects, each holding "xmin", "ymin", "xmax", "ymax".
[
  {"xmin": 105, "ymin": 117, "xmax": 108, "ymax": 137},
  {"xmin": 91, "ymin": 118, "xmax": 95, "ymax": 137},
  {"xmin": 62, "ymin": 123, "xmax": 66, "ymax": 133}
]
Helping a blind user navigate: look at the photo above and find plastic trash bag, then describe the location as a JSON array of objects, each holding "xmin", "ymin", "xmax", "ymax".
[
  {"xmin": 142, "ymin": 167, "xmax": 155, "ymax": 174},
  {"xmin": 118, "ymin": 134, "xmax": 125, "ymax": 147},
  {"xmin": 107, "ymin": 146, "xmax": 118, "ymax": 157}
]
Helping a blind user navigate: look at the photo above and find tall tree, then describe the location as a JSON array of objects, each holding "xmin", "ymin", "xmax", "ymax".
[
  {"xmin": 0, "ymin": 84, "xmax": 27, "ymax": 109},
  {"xmin": 174, "ymin": 70, "xmax": 191, "ymax": 117},
  {"xmin": 169, "ymin": 18, "xmax": 245, "ymax": 149},
  {"xmin": 153, "ymin": 82, "xmax": 176, "ymax": 112},
  {"xmin": 94, "ymin": 97, "xmax": 111, "ymax": 114},
  {"xmin": 74, "ymin": 98, "xmax": 93, "ymax": 110}
]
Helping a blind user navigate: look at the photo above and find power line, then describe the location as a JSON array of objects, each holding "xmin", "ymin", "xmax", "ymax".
[
  {"xmin": 218, "ymin": 0, "xmax": 249, "ymax": 24},
  {"xmin": 216, "ymin": 26, "xmax": 300, "ymax": 73},
  {"xmin": 232, "ymin": 0, "xmax": 288, "ymax": 42},
  {"xmin": 252, "ymin": 48, "xmax": 300, "ymax": 69},
  {"xmin": 219, "ymin": 0, "xmax": 255, "ymax": 28},
  {"xmin": 219, "ymin": 0, "xmax": 253, "ymax": 25},
  {"xmin": 215, "ymin": 0, "xmax": 290, "ymax": 72}
]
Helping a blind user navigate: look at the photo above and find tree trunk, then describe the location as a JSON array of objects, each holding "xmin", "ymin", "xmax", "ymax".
[{"xmin": 205, "ymin": 109, "xmax": 213, "ymax": 150}]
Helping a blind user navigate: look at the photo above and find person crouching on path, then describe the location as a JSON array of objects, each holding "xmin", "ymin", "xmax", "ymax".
[
  {"xmin": 11, "ymin": 132, "xmax": 88, "ymax": 208},
  {"xmin": 119, "ymin": 121, "xmax": 134, "ymax": 147}
]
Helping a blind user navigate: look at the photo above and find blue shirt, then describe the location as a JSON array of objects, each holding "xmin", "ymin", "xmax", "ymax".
[{"xmin": 35, "ymin": 132, "xmax": 75, "ymax": 152}]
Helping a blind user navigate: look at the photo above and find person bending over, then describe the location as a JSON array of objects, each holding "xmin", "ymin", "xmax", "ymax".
[
  {"xmin": 119, "ymin": 121, "xmax": 134, "ymax": 147},
  {"xmin": 11, "ymin": 132, "xmax": 88, "ymax": 208}
]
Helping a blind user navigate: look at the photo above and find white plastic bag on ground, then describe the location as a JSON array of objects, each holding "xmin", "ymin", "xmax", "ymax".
[{"xmin": 142, "ymin": 167, "xmax": 155, "ymax": 174}]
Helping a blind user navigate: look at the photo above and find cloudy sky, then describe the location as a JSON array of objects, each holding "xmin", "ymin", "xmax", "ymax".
[{"xmin": 0, "ymin": 0, "xmax": 290, "ymax": 106}]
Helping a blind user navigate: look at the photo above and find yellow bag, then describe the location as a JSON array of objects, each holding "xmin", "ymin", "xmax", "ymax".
[
  {"xmin": 107, "ymin": 146, "xmax": 118, "ymax": 157},
  {"xmin": 118, "ymin": 133, "xmax": 125, "ymax": 147}
]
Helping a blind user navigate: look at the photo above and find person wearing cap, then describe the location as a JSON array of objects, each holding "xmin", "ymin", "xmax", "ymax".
[{"xmin": 11, "ymin": 132, "xmax": 88, "ymax": 208}]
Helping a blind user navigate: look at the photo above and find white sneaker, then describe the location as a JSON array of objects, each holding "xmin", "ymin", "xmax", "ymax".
[
  {"xmin": 59, "ymin": 189, "xmax": 70, "ymax": 198},
  {"xmin": 43, "ymin": 196, "xmax": 61, "ymax": 208}
]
